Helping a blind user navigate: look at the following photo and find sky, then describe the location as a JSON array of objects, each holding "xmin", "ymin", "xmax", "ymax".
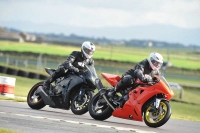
[{"xmin": 0, "ymin": 0, "xmax": 200, "ymax": 45}]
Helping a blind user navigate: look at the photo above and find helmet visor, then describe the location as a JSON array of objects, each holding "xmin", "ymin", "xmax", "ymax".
[
  {"xmin": 150, "ymin": 57, "xmax": 163, "ymax": 68},
  {"xmin": 83, "ymin": 46, "xmax": 94, "ymax": 56}
]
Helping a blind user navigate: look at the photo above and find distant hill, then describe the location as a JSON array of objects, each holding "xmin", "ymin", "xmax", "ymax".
[
  {"xmin": 1, "ymin": 20, "xmax": 200, "ymax": 45},
  {"xmin": 1, "ymin": 26, "xmax": 200, "ymax": 49}
]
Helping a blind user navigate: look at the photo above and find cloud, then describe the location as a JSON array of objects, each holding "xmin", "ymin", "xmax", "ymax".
[{"xmin": 0, "ymin": 0, "xmax": 200, "ymax": 29}]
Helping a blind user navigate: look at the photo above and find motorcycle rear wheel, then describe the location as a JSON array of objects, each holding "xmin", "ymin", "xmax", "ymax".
[
  {"xmin": 71, "ymin": 91, "xmax": 93, "ymax": 115},
  {"xmin": 27, "ymin": 81, "xmax": 46, "ymax": 109},
  {"xmin": 144, "ymin": 100, "xmax": 171, "ymax": 128},
  {"xmin": 88, "ymin": 93, "xmax": 113, "ymax": 120}
]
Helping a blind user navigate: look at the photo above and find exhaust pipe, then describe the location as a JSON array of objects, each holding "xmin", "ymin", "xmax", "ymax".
[
  {"xmin": 95, "ymin": 78, "xmax": 115, "ymax": 110},
  {"xmin": 37, "ymin": 86, "xmax": 55, "ymax": 106},
  {"xmin": 102, "ymin": 95, "xmax": 115, "ymax": 110}
]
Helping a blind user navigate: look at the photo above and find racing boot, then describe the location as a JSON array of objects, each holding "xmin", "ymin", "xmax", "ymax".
[
  {"xmin": 43, "ymin": 77, "xmax": 54, "ymax": 95},
  {"xmin": 107, "ymin": 87, "xmax": 117, "ymax": 98},
  {"xmin": 43, "ymin": 78, "xmax": 50, "ymax": 90},
  {"xmin": 107, "ymin": 80, "xmax": 123, "ymax": 98},
  {"xmin": 43, "ymin": 67, "xmax": 65, "ymax": 95}
]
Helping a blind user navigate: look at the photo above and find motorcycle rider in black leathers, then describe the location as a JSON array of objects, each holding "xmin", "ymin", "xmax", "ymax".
[
  {"xmin": 43, "ymin": 41, "xmax": 96, "ymax": 94},
  {"xmin": 108, "ymin": 52, "xmax": 163, "ymax": 97}
]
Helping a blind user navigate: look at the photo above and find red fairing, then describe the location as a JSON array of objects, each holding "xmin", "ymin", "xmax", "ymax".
[{"xmin": 104, "ymin": 74, "xmax": 174, "ymax": 122}]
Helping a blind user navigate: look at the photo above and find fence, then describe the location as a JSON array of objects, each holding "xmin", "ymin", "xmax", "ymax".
[{"xmin": 0, "ymin": 55, "xmax": 200, "ymax": 88}]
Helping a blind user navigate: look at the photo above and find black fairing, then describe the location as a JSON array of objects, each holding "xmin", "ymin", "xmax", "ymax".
[{"xmin": 51, "ymin": 64, "xmax": 98, "ymax": 109}]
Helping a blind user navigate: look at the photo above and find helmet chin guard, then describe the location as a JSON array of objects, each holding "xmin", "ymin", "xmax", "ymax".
[{"xmin": 81, "ymin": 41, "xmax": 95, "ymax": 59}]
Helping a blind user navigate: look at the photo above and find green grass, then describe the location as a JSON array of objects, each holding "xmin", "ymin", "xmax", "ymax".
[
  {"xmin": 0, "ymin": 41, "xmax": 79, "ymax": 56},
  {"xmin": 170, "ymin": 88, "xmax": 200, "ymax": 105},
  {"xmin": 1, "ymin": 40, "xmax": 199, "ymax": 87},
  {"xmin": 0, "ymin": 96, "xmax": 26, "ymax": 102},
  {"xmin": 0, "ymin": 128, "xmax": 21, "ymax": 133},
  {"xmin": 165, "ymin": 77, "xmax": 200, "ymax": 87},
  {"xmin": 1, "ymin": 40, "xmax": 200, "ymax": 70},
  {"xmin": 1, "ymin": 40, "xmax": 200, "ymax": 86},
  {"xmin": 171, "ymin": 102, "xmax": 200, "ymax": 122}
]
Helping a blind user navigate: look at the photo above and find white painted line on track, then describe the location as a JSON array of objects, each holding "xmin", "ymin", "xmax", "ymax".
[{"xmin": 0, "ymin": 111, "xmax": 156, "ymax": 133}]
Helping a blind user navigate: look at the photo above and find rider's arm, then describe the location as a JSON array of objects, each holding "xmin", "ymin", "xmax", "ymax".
[
  {"xmin": 133, "ymin": 64, "xmax": 152, "ymax": 83},
  {"xmin": 61, "ymin": 51, "xmax": 79, "ymax": 72}
]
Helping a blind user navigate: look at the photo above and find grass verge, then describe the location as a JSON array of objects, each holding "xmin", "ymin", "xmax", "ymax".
[
  {"xmin": 171, "ymin": 101, "xmax": 200, "ymax": 122},
  {"xmin": 0, "ymin": 128, "xmax": 21, "ymax": 133},
  {"xmin": 1, "ymin": 40, "xmax": 200, "ymax": 70}
]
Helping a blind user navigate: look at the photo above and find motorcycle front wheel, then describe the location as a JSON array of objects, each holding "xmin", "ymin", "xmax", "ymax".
[
  {"xmin": 88, "ymin": 93, "xmax": 113, "ymax": 120},
  {"xmin": 71, "ymin": 91, "xmax": 94, "ymax": 115},
  {"xmin": 27, "ymin": 81, "xmax": 46, "ymax": 109},
  {"xmin": 143, "ymin": 100, "xmax": 171, "ymax": 128}
]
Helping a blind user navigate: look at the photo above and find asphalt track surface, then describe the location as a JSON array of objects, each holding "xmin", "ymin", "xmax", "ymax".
[{"xmin": 0, "ymin": 100, "xmax": 199, "ymax": 133}]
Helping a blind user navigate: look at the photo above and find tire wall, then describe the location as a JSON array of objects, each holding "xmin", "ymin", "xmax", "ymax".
[{"xmin": 0, "ymin": 65, "xmax": 48, "ymax": 80}]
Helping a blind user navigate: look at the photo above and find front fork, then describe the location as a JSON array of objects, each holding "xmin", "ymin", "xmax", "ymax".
[
  {"xmin": 78, "ymin": 88, "xmax": 85, "ymax": 101},
  {"xmin": 150, "ymin": 97, "xmax": 165, "ymax": 112},
  {"xmin": 154, "ymin": 98, "xmax": 162, "ymax": 108}
]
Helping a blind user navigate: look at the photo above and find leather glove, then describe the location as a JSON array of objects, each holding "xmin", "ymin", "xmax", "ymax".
[{"xmin": 144, "ymin": 74, "xmax": 153, "ymax": 83}]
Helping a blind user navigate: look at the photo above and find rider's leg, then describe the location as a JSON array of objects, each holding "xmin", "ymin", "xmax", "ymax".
[
  {"xmin": 107, "ymin": 75, "xmax": 133, "ymax": 97},
  {"xmin": 43, "ymin": 66, "xmax": 66, "ymax": 91},
  {"xmin": 43, "ymin": 74, "xmax": 55, "ymax": 91}
]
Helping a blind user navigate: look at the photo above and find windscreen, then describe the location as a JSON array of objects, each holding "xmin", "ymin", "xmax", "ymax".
[
  {"xmin": 85, "ymin": 64, "xmax": 98, "ymax": 78},
  {"xmin": 160, "ymin": 76, "xmax": 171, "ymax": 89}
]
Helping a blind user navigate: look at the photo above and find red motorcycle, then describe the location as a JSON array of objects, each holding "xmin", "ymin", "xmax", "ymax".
[{"xmin": 89, "ymin": 73, "xmax": 174, "ymax": 127}]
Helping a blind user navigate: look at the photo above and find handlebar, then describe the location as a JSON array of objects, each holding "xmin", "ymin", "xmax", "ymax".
[
  {"xmin": 147, "ymin": 78, "xmax": 159, "ymax": 85},
  {"xmin": 134, "ymin": 77, "xmax": 159, "ymax": 86}
]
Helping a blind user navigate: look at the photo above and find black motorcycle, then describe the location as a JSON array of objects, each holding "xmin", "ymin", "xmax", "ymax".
[{"xmin": 27, "ymin": 63, "xmax": 98, "ymax": 115}]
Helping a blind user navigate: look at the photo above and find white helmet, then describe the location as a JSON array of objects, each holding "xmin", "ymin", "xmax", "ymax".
[
  {"xmin": 148, "ymin": 52, "xmax": 163, "ymax": 71},
  {"xmin": 81, "ymin": 41, "xmax": 95, "ymax": 59}
]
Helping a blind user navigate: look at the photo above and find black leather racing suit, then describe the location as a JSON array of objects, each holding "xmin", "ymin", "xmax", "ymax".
[
  {"xmin": 43, "ymin": 51, "xmax": 94, "ymax": 90},
  {"xmin": 115, "ymin": 59, "xmax": 159, "ymax": 91}
]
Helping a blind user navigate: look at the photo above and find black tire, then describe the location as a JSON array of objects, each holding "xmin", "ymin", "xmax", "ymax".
[
  {"xmin": 6, "ymin": 68, "xmax": 18, "ymax": 75},
  {"xmin": 88, "ymin": 93, "xmax": 113, "ymax": 120},
  {"xmin": 71, "ymin": 91, "xmax": 94, "ymax": 115},
  {"xmin": 17, "ymin": 70, "xmax": 29, "ymax": 77},
  {"xmin": 0, "ymin": 66, "xmax": 7, "ymax": 73},
  {"xmin": 143, "ymin": 100, "xmax": 171, "ymax": 128},
  {"xmin": 27, "ymin": 81, "xmax": 46, "ymax": 109},
  {"xmin": 28, "ymin": 72, "xmax": 39, "ymax": 79}
]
